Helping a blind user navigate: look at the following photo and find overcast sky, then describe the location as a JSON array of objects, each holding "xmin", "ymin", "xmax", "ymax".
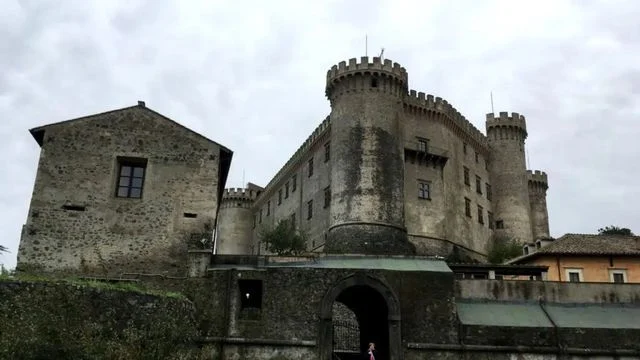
[{"xmin": 1, "ymin": 0, "xmax": 639, "ymax": 268}]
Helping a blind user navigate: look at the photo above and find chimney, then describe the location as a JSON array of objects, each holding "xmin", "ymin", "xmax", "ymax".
[{"xmin": 138, "ymin": 101, "xmax": 146, "ymax": 107}]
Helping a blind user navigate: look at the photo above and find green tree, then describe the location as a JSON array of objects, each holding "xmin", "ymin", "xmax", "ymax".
[
  {"xmin": 258, "ymin": 219, "xmax": 308, "ymax": 256},
  {"xmin": 487, "ymin": 236, "xmax": 523, "ymax": 264},
  {"xmin": 598, "ymin": 226, "xmax": 634, "ymax": 236}
]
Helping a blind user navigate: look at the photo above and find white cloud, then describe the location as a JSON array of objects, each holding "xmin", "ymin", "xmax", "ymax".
[{"xmin": 1, "ymin": 0, "xmax": 639, "ymax": 268}]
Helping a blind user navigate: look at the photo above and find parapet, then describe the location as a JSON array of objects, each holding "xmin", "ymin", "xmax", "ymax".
[
  {"xmin": 527, "ymin": 170, "xmax": 549, "ymax": 190},
  {"xmin": 326, "ymin": 57, "xmax": 408, "ymax": 94},
  {"xmin": 404, "ymin": 91, "xmax": 489, "ymax": 149},
  {"xmin": 486, "ymin": 112, "xmax": 527, "ymax": 132},
  {"xmin": 222, "ymin": 187, "xmax": 260, "ymax": 203}
]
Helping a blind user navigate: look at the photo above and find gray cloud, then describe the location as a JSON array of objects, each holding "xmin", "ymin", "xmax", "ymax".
[{"xmin": 1, "ymin": 0, "xmax": 639, "ymax": 267}]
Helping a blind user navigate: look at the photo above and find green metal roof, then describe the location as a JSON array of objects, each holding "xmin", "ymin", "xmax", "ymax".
[
  {"xmin": 266, "ymin": 256, "xmax": 452, "ymax": 273},
  {"xmin": 456, "ymin": 300, "xmax": 554, "ymax": 327},
  {"xmin": 544, "ymin": 303, "xmax": 640, "ymax": 329}
]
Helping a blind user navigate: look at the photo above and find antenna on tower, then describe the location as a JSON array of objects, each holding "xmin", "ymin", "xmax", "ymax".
[
  {"xmin": 490, "ymin": 91, "xmax": 495, "ymax": 114},
  {"xmin": 526, "ymin": 148, "xmax": 531, "ymax": 170},
  {"xmin": 379, "ymin": 47, "xmax": 385, "ymax": 61},
  {"xmin": 242, "ymin": 169, "xmax": 245, "ymax": 188},
  {"xmin": 365, "ymin": 34, "xmax": 368, "ymax": 57}
]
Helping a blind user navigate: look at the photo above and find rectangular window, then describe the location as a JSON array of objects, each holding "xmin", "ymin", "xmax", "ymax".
[
  {"xmin": 116, "ymin": 158, "xmax": 147, "ymax": 198},
  {"xmin": 463, "ymin": 167, "xmax": 470, "ymax": 186},
  {"xmin": 610, "ymin": 270, "xmax": 627, "ymax": 283},
  {"xmin": 565, "ymin": 268, "xmax": 583, "ymax": 282},
  {"xmin": 486, "ymin": 183, "xmax": 492, "ymax": 201},
  {"xmin": 418, "ymin": 181, "xmax": 431, "ymax": 200},
  {"xmin": 307, "ymin": 200, "xmax": 313, "ymax": 220},
  {"xmin": 496, "ymin": 220, "xmax": 504, "ymax": 229},
  {"xmin": 488, "ymin": 212, "xmax": 494, "ymax": 229},
  {"xmin": 267, "ymin": 201, "xmax": 271, "ymax": 216},
  {"xmin": 324, "ymin": 186, "xmax": 331, "ymax": 208},
  {"xmin": 417, "ymin": 138, "xmax": 429, "ymax": 153},
  {"xmin": 278, "ymin": 189, "xmax": 282, "ymax": 205},
  {"xmin": 285, "ymin": 182, "xmax": 289, "ymax": 199},
  {"xmin": 308, "ymin": 157, "xmax": 314, "ymax": 177},
  {"xmin": 463, "ymin": 143, "xmax": 467, "ymax": 154},
  {"xmin": 324, "ymin": 142, "xmax": 330, "ymax": 162},
  {"xmin": 477, "ymin": 205, "xmax": 484, "ymax": 224},
  {"xmin": 476, "ymin": 176, "xmax": 482, "ymax": 194},
  {"xmin": 464, "ymin": 197, "xmax": 471, "ymax": 217},
  {"xmin": 292, "ymin": 175, "xmax": 297, "ymax": 192},
  {"xmin": 475, "ymin": 152, "xmax": 479, "ymax": 163}
]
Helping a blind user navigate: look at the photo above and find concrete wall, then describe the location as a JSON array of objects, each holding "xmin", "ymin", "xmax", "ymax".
[
  {"xmin": 456, "ymin": 279, "xmax": 640, "ymax": 303},
  {"xmin": 17, "ymin": 104, "xmax": 226, "ymax": 275}
]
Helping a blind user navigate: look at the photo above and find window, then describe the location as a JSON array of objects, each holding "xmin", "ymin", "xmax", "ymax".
[
  {"xmin": 463, "ymin": 143, "xmax": 467, "ymax": 154},
  {"xmin": 610, "ymin": 269, "xmax": 627, "ymax": 283},
  {"xmin": 417, "ymin": 138, "xmax": 429, "ymax": 153},
  {"xmin": 324, "ymin": 142, "xmax": 330, "ymax": 162},
  {"xmin": 488, "ymin": 212, "xmax": 494, "ymax": 229},
  {"xmin": 308, "ymin": 157, "xmax": 314, "ymax": 177},
  {"xmin": 292, "ymin": 175, "xmax": 297, "ymax": 192},
  {"xmin": 565, "ymin": 268, "xmax": 583, "ymax": 282},
  {"xmin": 259, "ymin": 209, "xmax": 263, "ymax": 223},
  {"xmin": 307, "ymin": 200, "xmax": 313, "ymax": 219},
  {"xmin": 463, "ymin": 167, "xmax": 470, "ymax": 186},
  {"xmin": 476, "ymin": 176, "xmax": 482, "ymax": 194},
  {"xmin": 285, "ymin": 182, "xmax": 289, "ymax": 199},
  {"xmin": 267, "ymin": 201, "xmax": 271, "ymax": 216},
  {"xmin": 278, "ymin": 189, "xmax": 282, "ymax": 205},
  {"xmin": 475, "ymin": 152, "xmax": 479, "ymax": 163},
  {"xmin": 116, "ymin": 159, "xmax": 147, "ymax": 198},
  {"xmin": 418, "ymin": 181, "xmax": 431, "ymax": 200},
  {"xmin": 486, "ymin": 183, "xmax": 492, "ymax": 201},
  {"xmin": 464, "ymin": 197, "xmax": 471, "ymax": 217},
  {"xmin": 324, "ymin": 186, "xmax": 331, "ymax": 208},
  {"xmin": 371, "ymin": 78, "xmax": 378, "ymax": 87},
  {"xmin": 477, "ymin": 205, "xmax": 484, "ymax": 224},
  {"xmin": 496, "ymin": 220, "xmax": 504, "ymax": 229}
]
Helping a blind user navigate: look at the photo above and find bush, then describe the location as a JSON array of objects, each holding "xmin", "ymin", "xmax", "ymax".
[
  {"xmin": 258, "ymin": 219, "xmax": 308, "ymax": 256},
  {"xmin": 487, "ymin": 236, "xmax": 523, "ymax": 264}
]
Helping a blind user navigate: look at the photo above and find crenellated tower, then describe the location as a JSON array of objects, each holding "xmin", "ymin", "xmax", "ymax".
[
  {"xmin": 215, "ymin": 187, "xmax": 260, "ymax": 254},
  {"xmin": 527, "ymin": 170, "xmax": 550, "ymax": 240},
  {"xmin": 323, "ymin": 56, "xmax": 415, "ymax": 255},
  {"xmin": 486, "ymin": 112, "xmax": 533, "ymax": 243}
]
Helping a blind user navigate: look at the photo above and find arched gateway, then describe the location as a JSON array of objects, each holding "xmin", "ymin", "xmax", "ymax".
[{"xmin": 318, "ymin": 273, "xmax": 402, "ymax": 360}]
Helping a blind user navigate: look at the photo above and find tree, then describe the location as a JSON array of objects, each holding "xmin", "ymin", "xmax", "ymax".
[
  {"xmin": 598, "ymin": 226, "xmax": 634, "ymax": 236},
  {"xmin": 0, "ymin": 245, "xmax": 8, "ymax": 253},
  {"xmin": 487, "ymin": 236, "xmax": 523, "ymax": 264},
  {"xmin": 258, "ymin": 219, "xmax": 308, "ymax": 256}
]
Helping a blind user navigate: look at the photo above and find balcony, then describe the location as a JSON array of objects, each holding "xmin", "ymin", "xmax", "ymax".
[{"xmin": 404, "ymin": 141, "xmax": 449, "ymax": 167}]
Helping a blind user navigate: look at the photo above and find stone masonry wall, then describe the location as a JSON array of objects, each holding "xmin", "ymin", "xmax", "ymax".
[{"xmin": 17, "ymin": 105, "xmax": 224, "ymax": 275}]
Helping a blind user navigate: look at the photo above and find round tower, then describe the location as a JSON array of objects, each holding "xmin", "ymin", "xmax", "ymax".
[
  {"xmin": 323, "ymin": 56, "xmax": 415, "ymax": 255},
  {"xmin": 527, "ymin": 170, "xmax": 550, "ymax": 240},
  {"xmin": 215, "ymin": 187, "xmax": 258, "ymax": 255},
  {"xmin": 486, "ymin": 112, "xmax": 533, "ymax": 243}
]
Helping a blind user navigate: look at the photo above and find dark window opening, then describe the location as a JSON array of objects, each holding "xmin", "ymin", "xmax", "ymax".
[
  {"xmin": 292, "ymin": 175, "xmax": 297, "ymax": 192},
  {"xmin": 613, "ymin": 273, "xmax": 625, "ymax": 283},
  {"xmin": 476, "ymin": 176, "xmax": 482, "ymax": 194},
  {"xmin": 486, "ymin": 183, "xmax": 492, "ymax": 201},
  {"xmin": 308, "ymin": 157, "xmax": 314, "ymax": 177},
  {"xmin": 464, "ymin": 197, "xmax": 471, "ymax": 217},
  {"xmin": 477, "ymin": 205, "xmax": 484, "ymax": 224},
  {"xmin": 418, "ymin": 181, "xmax": 431, "ymax": 200},
  {"xmin": 325, "ymin": 142, "xmax": 330, "ymax": 162},
  {"xmin": 285, "ymin": 182, "xmax": 289, "ymax": 199},
  {"xmin": 475, "ymin": 152, "xmax": 479, "ymax": 163},
  {"xmin": 496, "ymin": 220, "xmax": 504, "ymax": 229},
  {"xmin": 183, "ymin": 213, "xmax": 197, "ymax": 218},
  {"xmin": 568, "ymin": 272, "xmax": 580, "ymax": 283},
  {"xmin": 371, "ymin": 78, "xmax": 378, "ymax": 87},
  {"xmin": 417, "ymin": 138, "xmax": 429, "ymax": 153},
  {"xmin": 259, "ymin": 209, "xmax": 263, "ymax": 223},
  {"xmin": 463, "ymin": 167, "xmax": 470, "ymax": 186},
  {"xmin": 463, "ymin": 143, "xmax": 467, "ymax": 154},
  {"xmin": 62, "ymin": 204, "xmax": 86, "ymax": 211},
  {"xmin": 116, "ymin": 158, "xmax": 147, "ymax": 199},
  {"xmin": 307, "ymin": 200, "xmax": 313, "ymax": 220},
  {"xmin": 278, "ymin": 189, "xmax": 282, "ymax": 205},
  {"xmin": 324, "ymin": 186, "xmax": 331, "ymax": 208}
]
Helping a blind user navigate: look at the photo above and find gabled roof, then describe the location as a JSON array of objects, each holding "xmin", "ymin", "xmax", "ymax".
[
  {"xmin": 28, "ymin": 101, "xmax": 232, "ymax": 155},
  {"xmin": 507, "ymin": 233, "xmax": 640, "ymax": 264}
]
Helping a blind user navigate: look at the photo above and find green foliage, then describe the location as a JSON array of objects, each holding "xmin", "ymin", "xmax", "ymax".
[
  {"xmin": 487, "ymin": 236, "xmax": 523, "ymax": 264},
  {"xmin": 258, "ymin": 219, "xmax": 308, "ymax": 256},
  {"xmin": 598, "ymin": 225, "xmax": 634, "ymax": 236}
]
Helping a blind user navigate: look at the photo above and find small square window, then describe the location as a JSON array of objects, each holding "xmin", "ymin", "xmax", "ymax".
[
  {"xmin": 116, "ymin": 158, "xmax": 147, "ymax": 199},
  {"xmin": 418, "ymin": 181, "xmax": 431, "ymax": 200},
  {"xmin": 610, "ymin": 270, "xmax": 627, "ymax": 283},
  {"xmin": 565, "ymin": 268, "xmax": 583, "ymax": 282},
  {"xmin": 496, "ymin": 220, "xmax": 504, "ymax": 229},
  {"xmin": 417, "ymin": 138, "xmax": 429, "ymax": 153}
]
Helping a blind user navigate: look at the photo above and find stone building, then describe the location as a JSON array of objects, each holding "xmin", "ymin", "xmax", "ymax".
[
  {"xmin": 216, "ymin": 56, "xmax": 550, "ymax": 260},
  {"xmin": 17, "ymin": 101, "xmax": 232, "ymax": 274}
]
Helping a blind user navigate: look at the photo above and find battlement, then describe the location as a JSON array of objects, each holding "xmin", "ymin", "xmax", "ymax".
[
  {"xmin": 404, "ymin": 90, "xmax": 488, "ymax": 148},
  {"xmin": 222, "ymin": 187, "xmax": 260, "ymax": 203},
  {"xmin": 486, "ymin": 112, "xmax": 527, "ymax": 130},
  {"xmin": 326, "ymin": 57, "xmax": 408, "ymax": 85},
  {"xmin": 254, "ymin": 116, "xmax": 331, "ymax": 206},
  {"xmin": 527, "ymin": 170, "xmax": 549, "ymax": 189}
]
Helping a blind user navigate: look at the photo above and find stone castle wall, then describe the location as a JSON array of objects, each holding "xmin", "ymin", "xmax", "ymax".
[{"xmin": 17, "ymin": 104, "xmax": 227, "ymax": 275}]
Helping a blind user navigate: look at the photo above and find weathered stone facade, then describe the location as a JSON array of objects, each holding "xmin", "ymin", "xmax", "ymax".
[
  {"xmin": 216, "ymin": 57, "xmax": 551, "ymax": 260},
  {"xmin": 17, "ymin": 102, "xmax": 232, "ymax": 275}
]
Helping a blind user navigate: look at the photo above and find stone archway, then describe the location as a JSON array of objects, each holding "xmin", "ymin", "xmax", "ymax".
[{"xmin": 318, "ymin": 272, "xmax": 402, "ymax": 360}]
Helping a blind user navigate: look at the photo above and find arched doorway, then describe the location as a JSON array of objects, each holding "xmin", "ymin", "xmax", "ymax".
[{"xmin": 319, "ymin": 273, "xmax": 402, "ymax": 360}]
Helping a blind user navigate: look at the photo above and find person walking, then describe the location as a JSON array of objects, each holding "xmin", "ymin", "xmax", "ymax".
[{"xmin": 366, "ymin": 342, "xmax": 378, "ymax": 360}]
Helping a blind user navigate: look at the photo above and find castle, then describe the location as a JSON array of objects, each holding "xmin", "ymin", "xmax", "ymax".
[{"xmin": 215, "ymin": 56, "xmax": 550, "ymax": 260}]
